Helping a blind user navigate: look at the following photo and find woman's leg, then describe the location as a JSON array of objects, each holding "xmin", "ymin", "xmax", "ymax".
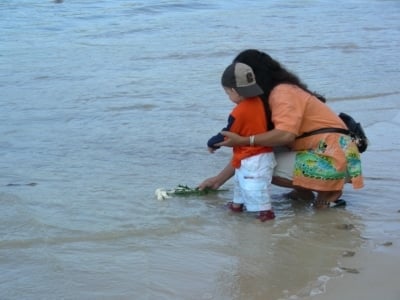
[
  {"xmin": 272, "ymin": 176, "xmax": 315, "ymax": 201},
  {"xmin": 274, "ymin": 150, "xmax": 345, "ymax": 207},
  {"xmin": 273, "ymin": 150, "xmax": 315, "ymax": 201}
]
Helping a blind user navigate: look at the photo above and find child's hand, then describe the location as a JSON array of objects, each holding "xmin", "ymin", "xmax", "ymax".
[{"xmin": 208, "ymin": 147, "xmax": 217, "ymax": 153}]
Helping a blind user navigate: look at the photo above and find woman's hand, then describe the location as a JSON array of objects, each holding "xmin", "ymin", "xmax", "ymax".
[{"xmin": 215, "ymin": 131, "xmax": 248, "ymax": 147}]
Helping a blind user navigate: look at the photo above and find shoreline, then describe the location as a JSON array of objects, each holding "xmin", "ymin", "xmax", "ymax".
[{"xmin": 306, "ymin": 106, "xmax": 400, "ymax": 300}]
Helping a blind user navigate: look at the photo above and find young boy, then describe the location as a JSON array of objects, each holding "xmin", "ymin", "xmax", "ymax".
[{"xmin": 207, "ymin": 62, "xmax": 276, "ymax": 222}]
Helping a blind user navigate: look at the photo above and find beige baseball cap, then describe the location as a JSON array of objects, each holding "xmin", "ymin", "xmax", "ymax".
[{"xmin": 221, "ymin": 62, "xmax": 263, "ymax": 97}]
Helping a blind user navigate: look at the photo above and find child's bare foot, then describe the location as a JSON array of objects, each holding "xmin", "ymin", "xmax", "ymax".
[
  {"xmin": 227, "ymin": 202, "xmax": 244, "ymax": 212},
  {"xmin": 257, "ymin": 210, "xmax": 275, "ymax": 222}
]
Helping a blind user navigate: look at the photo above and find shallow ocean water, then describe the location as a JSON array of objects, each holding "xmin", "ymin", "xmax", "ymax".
[{"xmin": 1, "ymin": 1, "xmax": 400, "ymax": 299}]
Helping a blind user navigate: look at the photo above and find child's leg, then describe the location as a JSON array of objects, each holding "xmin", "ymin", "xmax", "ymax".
[
  {"xmin": 239, "ymin": 153, "xmax": 275, "ymax": 213},
  {"xmin": 228, "ymin": 170, "xmax": 244, "ymax": 212}
]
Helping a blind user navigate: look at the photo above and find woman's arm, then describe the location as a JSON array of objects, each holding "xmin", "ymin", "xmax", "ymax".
[{"xmin": 216, "ymin": 128, "xmax": 296, "ymax": 148}]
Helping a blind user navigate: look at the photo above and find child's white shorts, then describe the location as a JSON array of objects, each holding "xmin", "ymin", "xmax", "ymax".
[{"xmin": 233, "ymin": 152, "xmax": 276, "ymax": 212}]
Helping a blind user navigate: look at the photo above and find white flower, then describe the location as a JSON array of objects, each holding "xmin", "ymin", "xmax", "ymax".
[{"xmin": 155, "ymin": 188, "xmax": 172, "ymax": 201}]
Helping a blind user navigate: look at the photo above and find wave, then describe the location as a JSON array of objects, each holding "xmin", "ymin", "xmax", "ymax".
[{"xmin": 330, "ymin": 91, "xmax": 400, "ymax": 101}]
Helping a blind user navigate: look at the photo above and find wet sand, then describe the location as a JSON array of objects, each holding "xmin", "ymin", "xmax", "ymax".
[{"xmin": 307, "ymin": 239, "xmax": 400, "ymax": 300}]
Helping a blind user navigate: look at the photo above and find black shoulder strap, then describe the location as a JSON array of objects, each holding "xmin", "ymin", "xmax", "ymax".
[{"xmin": 296, "ymin": 127, "xmax": 350, "ymax": 139}]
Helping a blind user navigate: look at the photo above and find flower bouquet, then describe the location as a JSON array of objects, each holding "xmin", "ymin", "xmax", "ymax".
[{"xmin": 155, "ymin": 184, "xmax": 227, "ymax": 201}]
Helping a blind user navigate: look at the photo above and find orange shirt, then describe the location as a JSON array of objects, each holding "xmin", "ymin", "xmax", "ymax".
[
  {"xmin": 269, "ymin": 84, "xmax": 363, "ymax": 190},
  {"xmin": 230, "ymin": 97, "xmax": 273, "ymax": 168},
  {"xmin": 269, "ymin": 84, "xmax": 347, "ymax": 149}
]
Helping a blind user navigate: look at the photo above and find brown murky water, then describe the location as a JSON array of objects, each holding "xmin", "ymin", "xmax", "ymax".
[{"xmin": 1, "ymin": 1, "xmax": 399, "ymax": 299}]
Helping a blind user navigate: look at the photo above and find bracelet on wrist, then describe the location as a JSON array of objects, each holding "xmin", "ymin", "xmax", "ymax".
[{"xmin": 249, "ymin": 135, "xmax": 255, "ymax": 146}]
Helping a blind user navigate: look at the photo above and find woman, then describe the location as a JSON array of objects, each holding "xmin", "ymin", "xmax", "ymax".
[{"xmin": 199, "ymin": 49, "xmax": 364, "ymax": 208}]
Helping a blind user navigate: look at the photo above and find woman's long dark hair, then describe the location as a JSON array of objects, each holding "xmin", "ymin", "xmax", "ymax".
[
  {"xmin": 233, "ymin": 49, "xmax": 326, "ymax": 129},
  {"xmin": 234, "ymin": 49, "xmax": 326, "ymax": 102}
]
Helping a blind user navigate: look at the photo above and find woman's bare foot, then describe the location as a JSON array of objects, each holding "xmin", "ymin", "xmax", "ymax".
[{"xmin": 313, "ymin": 191, "xmax": 343, "ymax": 208}]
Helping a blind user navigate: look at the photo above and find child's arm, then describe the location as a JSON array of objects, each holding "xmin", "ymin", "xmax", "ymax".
[{"xmin": 207, "ymin": 114, "xmax": 235, "ymax": 151}]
